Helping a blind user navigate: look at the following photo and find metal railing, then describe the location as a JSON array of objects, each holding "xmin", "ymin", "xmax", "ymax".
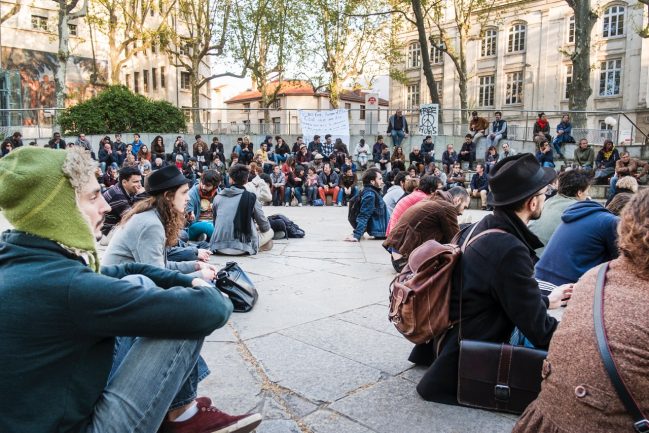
[{"xmin": 0, "ymin": 106, "xmax": 647, "ymax": 146}]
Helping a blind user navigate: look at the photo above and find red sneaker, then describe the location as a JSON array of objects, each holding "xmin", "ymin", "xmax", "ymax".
[{"xmin": 160, "ymin": 397, "xmax": 262, "ymax": 433}]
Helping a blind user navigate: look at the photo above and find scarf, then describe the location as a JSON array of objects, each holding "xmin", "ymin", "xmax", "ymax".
[
  {"xmin": 537, "ymin": 119, "xmax": 548, "ymax": 129},
  {"xmin": 602, "ymin": 146, "xmax": 615, "ymax": 160},
  {"xmin": 233, "ymin": 185, "xmax": 256, "ymax": 244}
]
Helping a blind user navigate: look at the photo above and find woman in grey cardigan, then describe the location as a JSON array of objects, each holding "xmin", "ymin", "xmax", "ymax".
[
  {"xmin": 209, "ymin": 163, "xmax": 274, "ymax": 255},
  {"xmin": 103, "ymin": 165, "xmax": 217, "ymax": 280}
]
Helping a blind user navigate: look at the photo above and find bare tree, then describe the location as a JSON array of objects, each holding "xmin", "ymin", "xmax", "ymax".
[
  {"xmin": 427, "ymin": 0, "xmax": 496, "ymax": 119},
  {"xmin": 164, "ymin": 0, "xmax": 239, "ymax": 132},
  {"xmin": 90, "ymin": 0, "xmax": 177, "ymax": 84},
  {"xmin": 565, "ymin": 0, "xmax": 598, "ymax": 128},
  {"xmin": 52, "ymin": 0, "xmax": 89, "ymax": 108},
  {"xmin": 0, "ymin": 0, "xmax": 22, "ymax": 24}
]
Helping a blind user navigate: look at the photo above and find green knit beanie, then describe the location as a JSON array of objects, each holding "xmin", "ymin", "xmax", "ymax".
[{"xmin": 0, "ymin": 147, "xmax": 99, "ymax": 271}]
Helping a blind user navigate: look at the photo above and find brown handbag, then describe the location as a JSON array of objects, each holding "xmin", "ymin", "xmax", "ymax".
[{"xmin": 455, "ymin": 228, "xmax": 548, "ymax": 414}]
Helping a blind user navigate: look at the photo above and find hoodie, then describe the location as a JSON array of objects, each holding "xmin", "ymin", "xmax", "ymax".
[{"xmin": 535, "ymin": 200, "xmax": 619, "ymax": 285}]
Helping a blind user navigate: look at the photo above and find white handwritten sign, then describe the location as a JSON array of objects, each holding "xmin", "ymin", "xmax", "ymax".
[
  {"xmin": 419, "ymin": 104, "xmax": 439, "ymax": 136},
  {"xmin": 298, "ymin": 109, "xmax": 350, "ymax": 146}
]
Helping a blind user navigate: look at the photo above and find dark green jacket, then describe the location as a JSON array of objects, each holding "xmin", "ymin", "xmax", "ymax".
[{"xmin": 0, "ymin": 230, "xmax": 233, "ymax": 433}]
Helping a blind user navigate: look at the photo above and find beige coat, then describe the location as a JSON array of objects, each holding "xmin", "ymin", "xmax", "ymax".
[{"xmin": 513, "ymin": 257, "xmax": 649, "ymax": 433}]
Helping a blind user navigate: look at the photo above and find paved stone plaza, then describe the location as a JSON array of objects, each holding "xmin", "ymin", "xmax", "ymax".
[{"xmin": 0, "ymin": 208, "xmax": 518, "ymax": 433}]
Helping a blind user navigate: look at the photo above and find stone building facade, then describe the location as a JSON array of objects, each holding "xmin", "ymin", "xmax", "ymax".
[{"xmin": 390, "ymin": 0, "xmax": 649, "ymax": 142}]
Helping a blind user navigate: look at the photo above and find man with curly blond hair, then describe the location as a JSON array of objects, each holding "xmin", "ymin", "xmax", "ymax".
[{"xmin": 0, "ymin": 147, "xmax": 261, "ymax": 433}]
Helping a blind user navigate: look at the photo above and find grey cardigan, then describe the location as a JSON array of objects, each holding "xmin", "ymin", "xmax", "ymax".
[
  {"xmin": 208, "ymin": 186, "xmax": 271, "ymax": 255},
  {"xmin": 103, "ymin": 208, "xmax": 199, "ymax": 275}
]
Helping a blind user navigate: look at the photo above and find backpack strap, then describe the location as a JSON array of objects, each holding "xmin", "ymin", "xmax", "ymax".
[{"xmin": 593, "ymin": 263, "xmax": 649, "ymax": 433}]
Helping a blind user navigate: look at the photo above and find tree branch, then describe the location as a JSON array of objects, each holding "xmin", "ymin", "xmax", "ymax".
[{"xmin": 0, "ymin": 0, "xmax": 22, "ymax": 25}]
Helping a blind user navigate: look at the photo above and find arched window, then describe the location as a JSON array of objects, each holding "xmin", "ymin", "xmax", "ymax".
[
  {"xmin": 481, "ymin": 28, "xmax": 497, "ymax": 57},
  {"xmin": 407, "ymin": 42, "xmax": 421, "ymax": 68},
  {"xmin": 603, "ymin": 5, "xmax": 625, "ymax": 38},
  {"xmin": 507, "ymin": 23, "xmax": 526, "ymax": 53}
]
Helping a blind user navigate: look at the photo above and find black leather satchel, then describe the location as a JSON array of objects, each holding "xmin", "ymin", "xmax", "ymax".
[
  {"xmin": 594, "ymin": 263, "xmax": 649, "ymax": 433},
  {"xmin": 457, "ymin": 340, "xmax": 547, "ymax": 414},
  {"xmin": 215, "ymin": 262, "xmax": 258, "ymax": 313},
  {"xmin": 455, "ymin": 227, "xmax": 548, "ymax": 414}
]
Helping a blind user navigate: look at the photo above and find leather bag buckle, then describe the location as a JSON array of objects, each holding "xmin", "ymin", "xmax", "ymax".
[
  {"xmin": 634, "ymin": 420, "xmax": 649, "ymax": 433},
  {"xmin": 494, "ymin": 384, "xmax": 510, "ymax": 402}
]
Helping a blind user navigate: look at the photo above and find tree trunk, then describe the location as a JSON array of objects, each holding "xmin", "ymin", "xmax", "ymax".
[
  {"xmin": 458, "ymin": 26, "xmax": 469, "ymax": 120},
  {"xmin": 329, "ymin": 72, "xmax": 340, "ymax": 109},
  {"xmin": 190, "ymin": 73, "xmax": 202, "ymax": 134},
  {"xmin": 108, "ymin": 12, "xmax": 121, "ymax": 85},
  {"xmin": 56, "ymin": 2, "xmax": 70, "ymax": 109},
  {"xmin": 567, "ymin": 0, "xmax": 597, "ymax": 128}
]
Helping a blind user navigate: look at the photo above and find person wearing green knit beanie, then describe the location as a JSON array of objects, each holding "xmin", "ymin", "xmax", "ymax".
[{"xmin": 0, "ymin": 146, "xmax": 101, "ymax": 271}]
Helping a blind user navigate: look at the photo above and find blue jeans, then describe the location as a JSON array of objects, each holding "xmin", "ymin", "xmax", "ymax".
[
  {"xmin": 109, "ymin": 276, "xmax": 210, "ymax": 411},
  {"xmin": 542, "ymin": 161, "xmax": 555, "ymax": 168},
  {"xmin": 337, "ymin": 186, "xmax": 358, "ymax": 205},
  {"xmin": 187, "ymin": 221, "xmax": 214, "ymax": 241},
  {"xmin": 390, "ymin": 130, "xmax": 405, "ymax": 147},
  {"xmin": 306, "ymin": 186, "xmax": 318, "ymax": 204},
  {"xmin": 100, "ymin": 162, "xmax": 119, "ymax": 172},
  {"xmin": 285, "ymin": 186, "xmax": 303, "ymax": 204},
  {"xmin": 84, "ymin": 278, "xmax": 205, "ymax": 432},
  {"xmin": 608, "ymin": 175, "xmax": 619, "ymax": 199},
  {"xmin": 274, "ymin": 153, "xmax": 288, "ymax": 165}
]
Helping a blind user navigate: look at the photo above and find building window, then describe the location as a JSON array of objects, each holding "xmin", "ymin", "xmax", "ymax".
[
  {"xmin": 243, "ymin": 103, "xmax": 251, "ymax": 112},
  {"xmin": 31, "ymin": 15, "xmax": 48, "ymax": 31},
  {"xmin": 125, "ymin": 74, "xmax": 131, "ymax": 90},
  {"xmin": 507, "ymin": 24, "xmax": 526, "ymax": 53},
  {"xmin": 179, "ymin": 42, "xmax": 191, "ymax": 56},
  {"xmin": 160, "ymin": 67, "xmax": 166, "ymax": 88},
  {"xmin": 564, "ymin": 64, "xmax": 573, "ymax": 99},
  {"xmin": 345, "ymin": 103, "xmax": 352, "ymax": 120},
  {"xmin": 599, "ymin": 120, "xmax": 614, "ymax": 140},
  {"xmin": 180, "ymin": 72, "xmax": 190, "ymax": 90},
  {"xmin": 407, "ymin": 42, "xmax": 421, "ymax": 68},
  {"xmin": 68, "ymin": 23, "xmax": 78, "ymax": 36},
  {"xmin": 152, "ymin": 67, "xmax": 157, "ymax": 90},
  {"xmin": 567, "ymin": 16, "xmax": 575, "ymax": 43},
  {"xmin": 152, "ymin": 41, "xmax": 158, "ymax": 54},
  {"xmin": 481, "ymin": 28, "xmax": 497, "ymax": 57},
  {"xmin": 505, "ymin": 71, "xmax": 523, "ymax": 105},
  {"xmin": 478, "ymin": 75, "xmax": 495, "ymax": 107},
  {"xmin": 603, "ymin": 5, "xmax": 625, "ymax": 38},
  {"xmin": 599, "ymin": 59, "xmax": 622, "ymax": 96},
  {"xmin": 143, "ymin": 70, "xmax": 149, "ymax": 92},
  {"xmin": 406, "ymin": 83, "xmax": 420, "ymax": 109},
  {"xmin": 271, "ymin": 98, "xmax": 280, "ymax": 109},
  {"xmin": 134, "ymin": 72, "xmax": 140, "ymax": 93},
  {"xmin": 360, "ymin": 104, "xmax": 366, "ymax": 120},
  {"xmin": 430, "ymin": 45, "xmax": 443, "ymax": 64}
]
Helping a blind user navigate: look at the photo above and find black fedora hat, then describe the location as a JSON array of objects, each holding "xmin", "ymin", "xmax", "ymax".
[
  {"xmin": 488, "ymin": 153, "xmax": 556, "ymax": 206},
  {"xmin": 144, "ymin": 165, "xmax": 190, "ymax": 194}
]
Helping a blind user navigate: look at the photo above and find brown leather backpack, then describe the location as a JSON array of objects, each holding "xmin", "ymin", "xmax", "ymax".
[{"xmin": 388, "ymin": 225, "xmax": 503, "ymax": 344}]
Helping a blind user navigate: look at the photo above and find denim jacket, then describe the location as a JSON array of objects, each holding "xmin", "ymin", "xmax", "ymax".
[{"xmin": 353, "ymin": 187, "xmax": 389, "ymax": 240}]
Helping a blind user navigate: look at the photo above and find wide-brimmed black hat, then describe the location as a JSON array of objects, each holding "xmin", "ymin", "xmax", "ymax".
[
  {"xmin": 488, "ymin": 153, "xmax": 556, "ymax": 206},
  {"xmin": 144, "ymin": 165, "xmax": 190, "ymax": 194}
]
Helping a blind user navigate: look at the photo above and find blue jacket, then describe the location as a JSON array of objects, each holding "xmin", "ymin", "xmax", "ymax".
[
  {"xmin": 353, "ymin": 186, "xmax": 389, "ymax": 240},
  {"xmin": 186, "ymin": 183, "xmax": 202, "ymax": 217},
  {"xmin": 0, "ymin": 230, "xmax": 232, "ymax": 433},
  {"xmin": 535, "ymin": 200, "xmax": 619, "ymax": 285},
  {"xmin": 470, "ymin": 172, "xmax": 489, "ymax": 191}
]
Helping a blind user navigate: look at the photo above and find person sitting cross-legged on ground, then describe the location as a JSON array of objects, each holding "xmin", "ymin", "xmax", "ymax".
[
  {"xmin": 185, "ymin": 169, "xmax": 221, "ymax": 242},
  {"xmin": 382, "ymin": 170, "xmax": 407, "ymax": 215},
  {"xmin": 467, "ymin": 163, "xmax": 489, "ymax": 210},
  {"xmin": 344, "ymin": 168, "xmax": 389, "ymax": 242},
  {"xmin": 0, "ymin": 147, "xmax": 261, "ymax": 433},
  {"xmin": 383, "ymin": 187, "xmax": 470, "ymax": 272},
  {"xmin": 513, "ymin": 189, "xmax": 649, "ymax": 433},
  {"xmin": 409, "ymin": 153, "xmax": 572, "ymax": 405},
  {"xmin": 386, "ymin": 174, "xmax": 440, "ymax": 235},
  {"xmin": 209, "ymin": 163, "xmax": 274, "ymax": 255},
  {"xmin": 338, "ymin": 166, "xmax": 358, "ymax": 206},
  {"xmin": 529, "ymin": 169, "xmax": 592, "ymax": 257},
  {"xmin": 535, "ymin": 196, "xmax": 619, "ymax": 286},
  {"xmin": 317, "ymin": 163, "xmax": 340, "ymax": 206},
  {"xmin": 270, "ymin": 165, "xmax": 286, "ymax": 206}
]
